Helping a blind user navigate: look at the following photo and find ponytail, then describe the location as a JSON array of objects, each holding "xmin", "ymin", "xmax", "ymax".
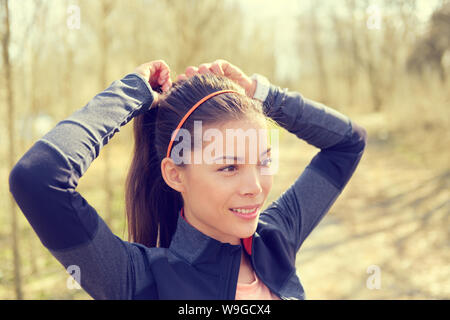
[{"xmin": 125, "ymin": 105, "xmax": 182, "ymax": 248}]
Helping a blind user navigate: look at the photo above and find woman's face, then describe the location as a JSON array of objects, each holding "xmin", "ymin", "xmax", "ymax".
[{"xmin": 179, "ymin": 118, "xmax": 274, "ymax": 245}]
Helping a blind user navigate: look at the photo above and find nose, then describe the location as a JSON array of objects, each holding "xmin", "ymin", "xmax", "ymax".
[{"xmin": 239, "ymin": 166, "xmax": 263, "ymax": 196}]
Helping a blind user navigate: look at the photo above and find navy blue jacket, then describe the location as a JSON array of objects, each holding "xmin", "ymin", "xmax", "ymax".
[{"xmin": 9, "ymin": 72, "xmax": 367, "ymax": 300}]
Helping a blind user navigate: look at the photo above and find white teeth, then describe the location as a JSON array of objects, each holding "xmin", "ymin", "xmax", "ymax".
[{"xmin": 231, "ymin": 207, "xmax": 257, "ymax": 214}]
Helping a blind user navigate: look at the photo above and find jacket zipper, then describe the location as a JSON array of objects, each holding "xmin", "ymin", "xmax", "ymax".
[
  {"xmin": 226, "ymin": 247, "xmax": 240, "ymax": 300},
  {"xmin": 248, "ymin": 247, "xmax": 287, "ymax": 300}
]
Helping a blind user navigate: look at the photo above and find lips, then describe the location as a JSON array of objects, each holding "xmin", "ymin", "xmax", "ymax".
[
  {"xmin": 229, "ymin": 205, "xmax": 261, "ymax": 220},
  {"xmin": 229, "ymin": 206, "xmax": 260, "ymax": 220},
  {"xmin": 229, "ymin": 204, "xmax": 261, "ymax": 210}
]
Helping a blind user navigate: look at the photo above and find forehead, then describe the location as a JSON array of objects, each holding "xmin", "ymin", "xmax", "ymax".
[
  {"xmin": 208, "ymin": 118, "xmax": 268, "ymax": 132},
  {"xmin": 203, "ymin": 118, "xmax": 270, "ymax": 148},
  {"xmin": 191, "ymin": 118, "xmax": 271, "ymax": 164}
]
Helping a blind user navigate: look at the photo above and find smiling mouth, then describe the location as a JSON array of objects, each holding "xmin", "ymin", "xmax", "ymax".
[
  {"xmin": 229, "ymin": 206, "xmax": 259, "ymax": 213},
  {"xmin": 230, "ymin": 202, "xmax": 261, "ymax": 210},
  {"xmin": 229, "ymin": 203, "xmax": 261, "ymax": 218}
]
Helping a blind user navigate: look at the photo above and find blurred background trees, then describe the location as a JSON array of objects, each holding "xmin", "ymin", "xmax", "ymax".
[
  {"xmin": 1, "ymin": 0, "xmax": 448, "ymax": 299},
  {"xmin": 407, "ymin": 2, "xmax": 450, "ymax": 82}
]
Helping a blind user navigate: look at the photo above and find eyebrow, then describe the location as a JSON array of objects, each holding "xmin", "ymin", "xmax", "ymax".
[{"xmin": 213, "ymin": 147, "xmax": 272, "ymax": 162}]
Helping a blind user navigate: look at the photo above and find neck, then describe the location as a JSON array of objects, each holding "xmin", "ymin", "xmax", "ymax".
[
  {"xmin": 238, "ymin": 247, "xmax": 256, "ymax": 284},
  {"xmin": 182, "ymin": 206, "xmax": 241, "ymax": 245}
]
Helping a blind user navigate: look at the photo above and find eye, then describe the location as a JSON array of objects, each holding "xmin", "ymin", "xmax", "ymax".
[
  {"xmin": 219, "ymin": 165, "xmax": 237, "ymax": 172},
  {"xmin": 218, "ymin": 158, "xmax": 272, "ymax": 172}
]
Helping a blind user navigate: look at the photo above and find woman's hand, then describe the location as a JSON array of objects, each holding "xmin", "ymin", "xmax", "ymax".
[
  {"xmin": 176, "ymin": 59, "xmax": 256, "ymax": 98},
  {"xmin": 134, "ymin": 60, "xmax": 173, "ymax": 104}
]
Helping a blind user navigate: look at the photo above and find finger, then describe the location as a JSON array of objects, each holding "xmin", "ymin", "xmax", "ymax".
[
  {"xmin": 158, "ymin": 69, "xmax": 170, "ymax": 85},
  {"xmin": 162, "ymin": 79, "xmax": 172, "ymax": 92},
  {"xmin": 220, "ymin": 61, "xmax": 237, "ymax": 78},
  {"xmin": 154, "ymin": 60, "xmax": 170, "ymax": 75},
  {"xmin": 210, "ymin": 62, "xmax": 225, "ymax": 76},
  {"xmin": 160, "ymin": 68, "xmax": 169, "ymax": 77},
  {"xmin": 159, "ymin": 68, "xmax": 169, "ymax": 79},
  {"xmin": 159, "ymin": 60, "xmax": 170, "ymax": 70},
  {"xmin": 185, "ymin": 66, "xmax": 199, "ymax": 77},
  {"xmin": 198, "ymin": 63, "xmax": 212, "ymax": 74},
  {"xmin": 166, "ymin": 77, "xmax": 173, "ymax": 88},
  {"xmin": 148, "ymin": 64, "xmax": 155, "ymax": 76},
  {"xmin": 215, "ymin": 62, "xmax": 238, "ymax": 84},
  {"xmin": 158, "ymin": 75, "xmax": 167, "ymax": 85},
  {"xmin": 149, "ymin": 65, "xmax": 160, "ymax": 84},
  {"xmin": 152, "ymin": 61, "xmax": 161, "ymax": 74},
  {"xmin": 177, "ymin": 74, "xmax": 188, "ymax": 81}
]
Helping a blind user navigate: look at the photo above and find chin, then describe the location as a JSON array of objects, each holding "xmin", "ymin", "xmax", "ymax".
[{"xmin": 235, "ymin": 222, "xmax": 258, "ymax": 239}]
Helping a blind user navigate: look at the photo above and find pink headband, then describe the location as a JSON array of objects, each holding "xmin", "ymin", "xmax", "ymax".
[{"xmin": 166, "ymin": 90, "xmax": 243, "ymax": 158}]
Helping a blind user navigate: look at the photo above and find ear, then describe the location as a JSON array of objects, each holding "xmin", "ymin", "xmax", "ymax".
[{"xmin": 160, "ymin": 157, "xmax": 187, "ymax": 193}]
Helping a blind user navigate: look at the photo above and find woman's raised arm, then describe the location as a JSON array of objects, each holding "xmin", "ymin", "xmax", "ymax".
[
  {"xmin": 257, "ymin": 80, "xmax": 367, "ymax": 257},
  {"xmin": 179, "ymin": 59, "xmax": 367, "ymax": 260},
  {"xmin": 8, "ymin": 60, "xmax": 172, "ymax": 299}
]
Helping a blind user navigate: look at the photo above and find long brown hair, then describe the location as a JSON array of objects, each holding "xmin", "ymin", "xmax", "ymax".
[{"xmin": 125, "ymin": 73, "xmax": 269, "ymax": 248}]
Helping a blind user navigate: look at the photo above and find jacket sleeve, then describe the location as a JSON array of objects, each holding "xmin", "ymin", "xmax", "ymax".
[
  {"xmin": 8, "ymin": 73, "xmax": 158, "ymax": 299},
  {"xmin": 258, "ymin": 78, "xmax": 368, "ymax": 258}
]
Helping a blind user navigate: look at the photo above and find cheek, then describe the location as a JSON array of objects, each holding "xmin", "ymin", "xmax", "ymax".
[
  {"xmin": 200, "ymin": 176, "xmax": 239, "ymax": 213},
  {"xmin": 209, "ymin": 179, "xmax": 235, "ymax": 205},
  {"xmin": 263, "ymin": 175, "xmax": 273, "ymax": 192},
  {"xmin": 190, "ymin": 172, "xmax": 226, "ymax": 205}
]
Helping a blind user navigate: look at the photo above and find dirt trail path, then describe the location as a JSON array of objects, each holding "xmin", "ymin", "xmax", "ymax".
[{"xmin": 294, "ymin": 136, "xmax": 449, "ymax": 299}]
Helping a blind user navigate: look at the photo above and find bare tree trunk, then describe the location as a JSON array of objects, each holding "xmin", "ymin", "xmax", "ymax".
[
  {"xmin": 26, "ymin": 0, "xmax": 49, "ymax": 277},
  {"xmin": 362, "ymin": 24, "xmax": 383, "ymax": 112},
  {"xmin": 2, "ymin": 0, "xmax": 23, "ymax": 300},
  {"xmin": 100, "ymin": 0, "xmax": 114, "ymax": 227},
  {"xmin": 347, "ymin": 0, "xmax": 360, "ymax": 106},
  {"xmin": 331, "ymin": 12, "xmax": 356, "ymax": 107},
  {"xmin": 130, "ymin": 0, "xmax": 150, "ymax": 66},
  {"xmin": 166, "ymin": 0, "xmax": 228, "ymax": 72},
  {"xmin": 62, "ymin": 36, "xmax": 74, "ymax": 117},
  {"xmin": 27, "ymin": 53, "xmax": 38, "ymax": 276},
  {"xmin": 309, "ymin": 4, "xmax": 329, "ymax": 104}
]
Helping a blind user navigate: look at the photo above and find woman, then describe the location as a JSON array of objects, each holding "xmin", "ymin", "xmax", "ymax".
[{"xmin": 9, "ymin": 59, "xmax": 367, "ymax": 300}]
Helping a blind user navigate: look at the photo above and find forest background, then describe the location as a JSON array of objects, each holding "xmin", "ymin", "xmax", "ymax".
[{"xmin": 0, "ymin": 0, "xmax": 449, "ymax": 299}]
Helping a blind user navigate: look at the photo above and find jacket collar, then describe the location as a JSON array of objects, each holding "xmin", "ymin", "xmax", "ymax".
[{"xmin": 168, "ymin": 207, "xmax": 253, "ymax": 265}]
